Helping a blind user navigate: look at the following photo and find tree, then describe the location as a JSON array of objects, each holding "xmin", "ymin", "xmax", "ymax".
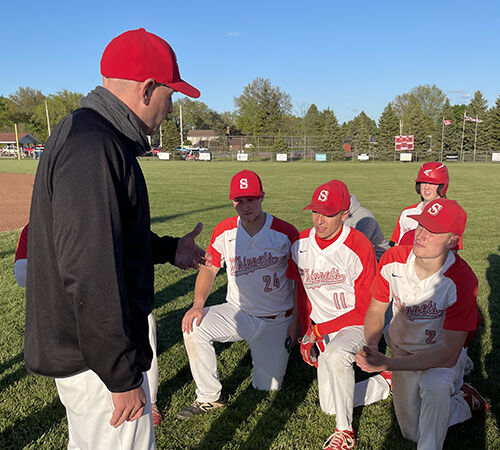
[
  {"xmin": 156, "ymin": 117, "xmax": 180, "ymax": 150},
  {"xmin": 392, "ymin": 84, "xmax": 447, "ymax": 125},
  {"xmin": 439, "ymin": 98, "xmax": 460, "ymax": 156},
  {"xmin": 8, "ymin": 87, "xmax": 45, "ymax": 124},
  {"xmin": 0, "ymin": 96, "xmax": 14, "ymax": 132},
  {"xmin": 173, "ymin": 98, "xmax": 229, "ymax": 139},
  {"xmin": 404, "ymin": 97, "xmax": 434, "ymax": 155},
  {"xmin": 488, "ymin": 95, "xmax": 500, "ymax": 152},
  {"xmin": 348, "ymin": 111, "xmax": 377, "ymax": 153},
  {"xmin": 234, "ymin": 78, "xmax": 292, "ymax": 135},
  {"xmin": 319, "ymin": 108, "xmax": 342, "ymax": 158},
  {"xmin": 30, "ymin": 90, "xmax": 83, "ymax": 141},
  {"xmin": 377, "ymin": 103, "xmax": 400, "ymax": 159},
  {"xmin": 465, "ymin": 91, "xmax": 489, "ymax": 155}
]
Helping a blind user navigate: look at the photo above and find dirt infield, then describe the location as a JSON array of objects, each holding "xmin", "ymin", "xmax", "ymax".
[{"xmin": 0, "ymin": 173, "xmax": 34, "ymax": 232}]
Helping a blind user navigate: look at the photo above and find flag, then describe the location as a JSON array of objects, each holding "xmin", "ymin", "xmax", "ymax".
[
  {"xmin": 465, "ymin": 114, "xmax": 476, "ymax": 122},
  {"xmin": 444, "ymin": 119, "xmax": 452, "ymax": 125},
  {"xmin": 476, "ymin": 118, "xmax": 483, "ymax": 123}
]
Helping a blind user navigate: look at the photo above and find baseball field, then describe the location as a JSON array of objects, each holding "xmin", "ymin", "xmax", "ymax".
[{"xmin": 0, "ymin": 159, "xmax": 499, "ymax": 449}]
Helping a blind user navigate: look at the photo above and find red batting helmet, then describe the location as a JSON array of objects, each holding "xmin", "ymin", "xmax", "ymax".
[{"xmin": 415, "ymin": 162, "xmax": 449, "ymax": 197}]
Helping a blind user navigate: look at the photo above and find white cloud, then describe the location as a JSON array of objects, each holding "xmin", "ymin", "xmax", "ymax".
[{"xmin": 227, "ymin": 32, "xmax": 240, "ymax": 37}]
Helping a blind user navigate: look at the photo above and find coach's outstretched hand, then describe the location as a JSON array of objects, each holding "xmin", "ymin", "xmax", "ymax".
[
  {"xmin": 110, "ymin": 386, "xmax": 146, "ymax": 428},
  {"xmin": 175, "ymin": 222, "xmax": 212, "ymax": 270}
]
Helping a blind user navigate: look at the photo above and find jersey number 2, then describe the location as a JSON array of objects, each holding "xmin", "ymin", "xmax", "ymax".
[
  {"xmin": 425, "ymin": 329, "xmax": 437, "ymax": 344},
  {"xmin": 263, "ymin": 273, "xmax": 280, "ymax": 292}
]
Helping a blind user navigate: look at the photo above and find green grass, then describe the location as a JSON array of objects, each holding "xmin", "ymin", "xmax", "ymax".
[{"xmin": 1, "ymin": 160, "xmax": 499, "ymax": 449}]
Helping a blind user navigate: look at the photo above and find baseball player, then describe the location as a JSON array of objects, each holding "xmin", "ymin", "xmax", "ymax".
[
  {"xmin": 391, "ymin": 162, "xmax": 449, "ymax": 246},
  {"xmin": 14, "ymin": 224, "xmax": 165, "ymax": 425},
  {"xmin": 177, "ymin": 170, "xmax": 300, "ymax": 420},
  {"xmin": 345, "ymin": 194, "xmax": 390, "ymax": 262},
  {"xmin": 288, "ymin": 180, "xmax": 391, "ymax": 450},
  {"xmin": 356, "ymin": 199, "xmax": 488, "ymax": 450}
]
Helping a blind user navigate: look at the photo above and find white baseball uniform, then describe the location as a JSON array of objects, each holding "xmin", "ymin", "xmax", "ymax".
[
  {"xmin": 391, "ymin": 202, "xmax": 423, "ymax": 244},
  {"xmin": 183, "ymin": 213, "xmax": 298, "ymax": 402},
  {"xmin": 288, "ymin": 225, "xmax": 390, "ymax": 431},
  {"xmin": 372, "ymin": 245, "xmax": 480, "ymax": 449}
]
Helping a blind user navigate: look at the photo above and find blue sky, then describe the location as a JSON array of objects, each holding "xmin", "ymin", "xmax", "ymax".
[{"xmin": 1, "ymin": 0, "xmax": 499, "ymax": 123}]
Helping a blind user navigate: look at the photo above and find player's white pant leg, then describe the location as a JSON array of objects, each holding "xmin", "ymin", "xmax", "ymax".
[
  {"xmin": 448, "ymin": 349, "xmax": 472, "ymax": 427},
  {"xmin": 353, "ymin": 374, "xmax": 391, "ymax": 407},
  {"xmin": 317, "ymin": 325, "xmax": 365, "ymax": 430},
  {"xmin": 392, "ymin": 369, "xmax": 421, "ymax": 443},
  {"xmin": 183, "ymin": 302, "xmax": 250, "ymax": 403},
  {"xmin": 147, "ymin": 314, "xmax": 158, "ymax": 404},
  {"xmin": 248, "ymin": 314, "xmax": 291, "ymax": 391},
  {"xmin": 55, "ymin": 370, "xmax": 155, "ymax": 450}
]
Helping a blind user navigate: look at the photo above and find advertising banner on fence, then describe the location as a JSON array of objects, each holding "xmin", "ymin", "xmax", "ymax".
[
  {"xmin": 315, "ymin": 153, "xmax": 327, "ymax": 161},
  {"xmin": 158, "ymin": 152, "xmax": 170, "ymax": 160},
  {"xmin": 276, "ymin": 153, "xmax": 288, "ymax": 162},
  {"xmin": 400, "ymin": 152, "xmax": 413, "ymax": 162},
  {"xmin": 395, "ymin": 135, "xmax": 414, "ymax": 151},
  {"xmin": 198, "ymin": 152, "xmax": 211, "ymax": 161},
  {"xmin": 237, "ymin": 153, "xmax": 249, "ymax": 161},
  {"xmin": 492, "ymin": 153, "xmax": 500, "ymax": 162}
]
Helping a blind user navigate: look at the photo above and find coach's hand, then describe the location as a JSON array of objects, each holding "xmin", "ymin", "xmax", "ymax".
[
  {"xmin": 110, "ymin": 386, "xmax": 146, "ymax": 428},
  {"xmin": 355, "ymin": 346, "xmax": 389, "ymax": 373},
  {"xmin": 175, "ymin": 223, "xmax": 212, "ymax": 270},
  {"xmin": 182, "ymin": 306, "xmax": 205, "ymax": 333}
]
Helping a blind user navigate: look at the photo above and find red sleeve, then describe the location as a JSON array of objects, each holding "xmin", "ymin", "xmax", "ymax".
[
  {"xmin": 205, "ymin": 217, "xmax": 238, "ymax": 268},
  {"xmin": 297, "ymin": 280, "xmax": 311, "ymax": 335},
  {"xmin": 443, "ymin": 256, "xmax": 480, "ymax": 334},
  {"xmin": 399, "ymin": 229, "xmax": 415, "ymax": 246},
  {"xmin": 270, "ymin": 216, "xmax": 299, "ymax": 245},
  {"xmin": 390, "ymin": 215, "xmax": 402, "ymax": 243},
  {"xmin": 286, "ymin": 257, "xmax": 300, "ymax": 281},
  {"xmin": 316, "ymin": 230, "xmax": 377, "ymax": 335},
  {"xmin": 371, "ymin": 246, "xmax": 411, "ymax": 302},
  {"xmin": 15, "ymin": 224, "xmax": 29, "ymax": 261}
]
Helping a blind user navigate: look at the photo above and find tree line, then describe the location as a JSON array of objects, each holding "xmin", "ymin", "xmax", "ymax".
[{"xmin": 1, "ymin": 80, "xmax": 499, "ymax": 159}]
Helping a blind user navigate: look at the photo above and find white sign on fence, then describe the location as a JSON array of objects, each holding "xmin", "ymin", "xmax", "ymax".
[
  {"xmin": 198, "ymin": 152, "xmax": 211, "ymax": 161},
  {"xmin": 276, "ymin": 153, "xmax": 288, "ymax": 162},
  {"xmin": 157, "ymin": 152, "xmax": 170, "ymax": 160},
  {"xmin": 492, "ymin": 153, "xmax": 500, "ymax": 162},
  {"xmin": 400, "ymin": 153, "xmax": 412, "ymax": 162},
  {"xmin": 358, "ymin": 153, "xmax": 370, "ymax": 161},
  {"xmin": 237, "ymin": 153, "xmax": 249, "ymax": 161}
]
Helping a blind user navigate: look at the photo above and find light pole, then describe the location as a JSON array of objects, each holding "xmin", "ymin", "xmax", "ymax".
[{"xmin": 428, "ymin": 135, "xmax": 432, "ymax": 151}]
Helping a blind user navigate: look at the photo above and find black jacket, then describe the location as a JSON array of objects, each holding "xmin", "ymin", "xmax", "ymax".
[{"xmin": 25, "ymin": 88, "xmax": 178, "ymax": 392}]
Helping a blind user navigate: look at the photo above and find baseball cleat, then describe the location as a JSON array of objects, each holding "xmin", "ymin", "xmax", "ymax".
[
  {"xmin": 176, "ymin": 395, "xmax": 226, "ymax": 420},
  {"xmin": 323, "ymin": 429, "xmax": 356, "ymax": 449},
  {"xmin": 151, "ymin": 403, "xmax": 163, "ymax": 426},
  {"xmin": 460, "ymin": 383, "xmax": 489, "ymax": 412}
]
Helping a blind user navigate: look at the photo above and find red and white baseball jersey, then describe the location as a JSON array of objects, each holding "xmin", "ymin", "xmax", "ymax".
[
  {"xmin": 391, "ymin": 203, "xmax": 423, "ymax": 244},
  {"xmin": 288, "ymin": 225, "xmax": 376, "ymax": 336},
  {"xmin": 372, "ymin": 246, "xmax": 480, "ymax": 353},
  {"xmin": 206, "ymin": 213, "xmax": 298, "ymax": 316}
]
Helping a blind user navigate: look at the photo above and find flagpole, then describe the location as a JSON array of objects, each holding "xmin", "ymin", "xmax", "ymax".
[
  {"xmin": 440, "ymin": 116, "xmax": 445, "ymax": 162},
  {"xmin": 473, "ymin": 114, "xmax": 478, "ymax": 162},
  {"xmin": 45, "ymin": 99, "xmax": 51, "ymax": 136},
  {"xmin": 460, "ymin": 110, "xmax": 466, "ymax": 162}
]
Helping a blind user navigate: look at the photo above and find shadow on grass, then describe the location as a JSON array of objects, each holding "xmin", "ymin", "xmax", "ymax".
[
  {"xmin": 150, "ymin": 203, "xmax": 229, "ymax": 225},
  {"xmin": 0, "ymin": 352, "xmax": 23, "ymax": 374},
  {"xmin": 0, "ymin": 248, "xmax": 15, "ymax": 259},
  {"xmin": 0, "ymin": 396, "xmax": 65, "ymax": 449}
]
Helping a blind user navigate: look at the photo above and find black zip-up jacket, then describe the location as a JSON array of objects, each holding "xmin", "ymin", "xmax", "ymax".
[{"xmin": 25, "ymin": 87, "xmax": 178, "ymax": 392}]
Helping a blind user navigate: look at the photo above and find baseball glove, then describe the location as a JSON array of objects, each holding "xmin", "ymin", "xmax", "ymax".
[{"xmin": 300, "ymin": 327, "xmax": 325, "ymax": 367}]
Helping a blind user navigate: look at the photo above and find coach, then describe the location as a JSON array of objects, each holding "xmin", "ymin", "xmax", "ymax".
[{"xmin": 25, "ymin": 28, "xmax": 206, "ymax": 449}]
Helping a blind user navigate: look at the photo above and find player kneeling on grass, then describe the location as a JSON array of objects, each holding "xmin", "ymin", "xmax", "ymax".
[
  {"xmin": 356, "ymin": 199, "xmax": 488, "ymax": 450},
  {"xmin": 288, "ymin": 180, "xmax": 392, "ymax": 450},
  {"xmin": 178, "ymin": 170, "xmax": 301, "ymax": 420}
]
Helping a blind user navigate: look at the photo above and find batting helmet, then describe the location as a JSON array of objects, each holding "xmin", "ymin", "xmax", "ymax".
[{"xmin": 415, "ymin": 162, "xmax": 449, "ymax": 197}]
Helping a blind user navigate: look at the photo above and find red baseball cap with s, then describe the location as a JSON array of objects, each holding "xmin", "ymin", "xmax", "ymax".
[
  {"xmin": 100, "ymin": 28, "xmax": 200, "ymax": 98},
  {"xmin": 229, "ymin": 170, "xmax": 263, "ymax": 200},
  {"xmin": 408, "ymin": 199, "xmax": 467, "ymax": 236},
  {"xmin": 303, "ymin": 180, "xmax": 351, "ymax": 216}
]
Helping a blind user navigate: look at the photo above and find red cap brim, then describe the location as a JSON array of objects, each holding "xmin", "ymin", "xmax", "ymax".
[
  {"xmin": 407, "ymin": 214, "xmax": 449, "ymax": 234},
  {"xmin": 168, "ymin": 79, "xmax": 200, "ymax": 98}
]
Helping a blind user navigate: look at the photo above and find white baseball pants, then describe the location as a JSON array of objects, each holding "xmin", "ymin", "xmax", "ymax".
[
  {"xmin": 55, "ymin": 369, "xmax": 155, "ymax": 450},
  {"xmin": 317, "ymin": 325, "xmax": 391, "ymax": 431},
  {"xmin": 183, "ymin": 302, "xmax": 291, "ymax": 403},
  {"xmin": 147, "ymin": 313, "xmax": 158, "ymax": 404},
  {"xmin": 390, "ymin": 346, "xmax": 471, "ymax": 450}
]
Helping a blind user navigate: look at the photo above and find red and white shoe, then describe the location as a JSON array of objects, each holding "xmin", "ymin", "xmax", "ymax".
[
  {"xmin": 152, "ymin": 403, "xmax": 164, "ymax": 426},
  {"xmin": 323, "ymin": 429, "xmax": 356, "ymax": 449},
  {"xmin": 379, "ymin": 370, "xmax": 392, "ymax": 392},
  {"xmin": 460, "ymin": 383, "xmax": 489, "ymax": 412}
]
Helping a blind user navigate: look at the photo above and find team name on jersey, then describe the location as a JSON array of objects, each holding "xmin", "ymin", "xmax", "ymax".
[
  {"xmin": 229, "ymin": 252, "xmax": 284, "ymax": 276},
  {"xmin": 299, "ymin": 267, "xmax": 347, "ymax": 289},
  {"xmin": 393, "ymin": 295, "xmax": 444, "ymax": 321}
]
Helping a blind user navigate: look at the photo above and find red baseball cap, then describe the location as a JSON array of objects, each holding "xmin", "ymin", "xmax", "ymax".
[
  {"xmin": 303, "ymin": 180, "xmax": 351, "ymax": 216},
  {"xmin": 229, "ymin": 170, "xmax": 263, "ymax": 200},
  {"xmin": 408, "ymin": 199, "xmax": 467, "ymax": 236},
  {"xmin": 100, "ymin": 28, "xmax": 200, "ymax": 98}
]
